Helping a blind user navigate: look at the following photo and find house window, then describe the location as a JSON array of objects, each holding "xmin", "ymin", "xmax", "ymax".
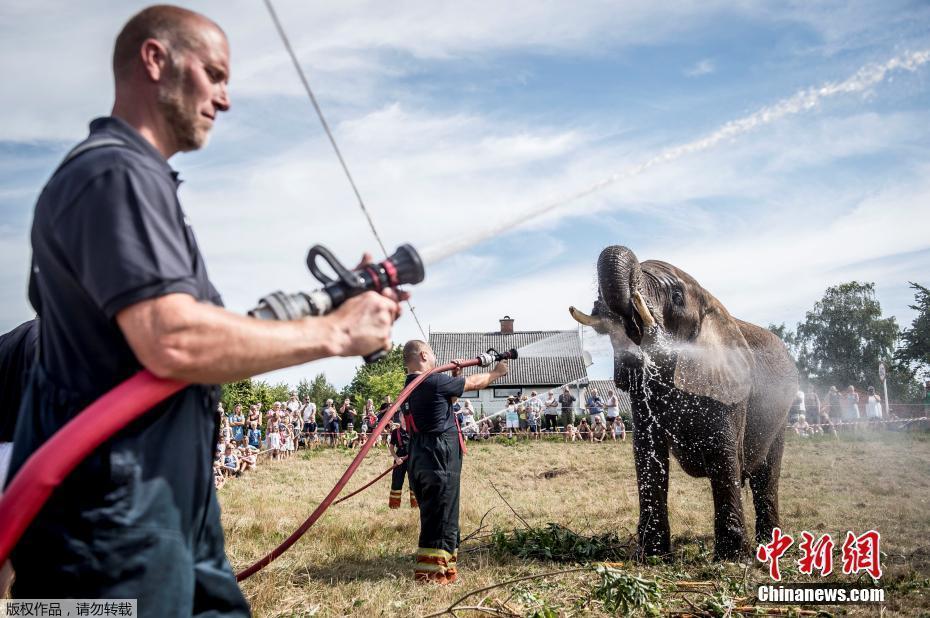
[
  {"xmin": 493, "ymin": 387, "xmax": 522, "ymax": 398},
  {"xmin": 459, "ymin": 390, "xmax": 479, "ymax": 399}
]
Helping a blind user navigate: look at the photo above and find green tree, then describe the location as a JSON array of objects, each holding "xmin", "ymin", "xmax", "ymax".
[
  {"xmin": 896, "ymin": 282, "xmax": 930, "ymax": 379},
  {"xmin": 792, "ymin": 281, "xmax": 919, "ymax": 402},
  {"xmin": 343, "ymin": 345, "xmax": 405, "ymax": 411},
  {"xmin": 220, "ymin": 378, "xmax": 254, "ymax": 412}
]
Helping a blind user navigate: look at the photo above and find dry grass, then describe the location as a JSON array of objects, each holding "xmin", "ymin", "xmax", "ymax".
[{"xmin": 221, "ymin": 431, "xmax": 930, "ymax": 616}]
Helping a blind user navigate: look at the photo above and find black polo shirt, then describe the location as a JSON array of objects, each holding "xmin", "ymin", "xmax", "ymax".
[
  {"xmin": 402, "ymin": 373, "xmax": 465, "ymax": 434},
  {"xmin": 9, "ymin": 116, "xmax": 223, "ymax": 540},
  {"xmin": 29, "ymin": 116, "xmax": 222, "ymax": 394}
]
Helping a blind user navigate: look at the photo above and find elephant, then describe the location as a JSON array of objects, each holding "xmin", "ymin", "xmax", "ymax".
[{"xmin": 570, "ymin": 245, "xmax": 797, "ymax": 560}]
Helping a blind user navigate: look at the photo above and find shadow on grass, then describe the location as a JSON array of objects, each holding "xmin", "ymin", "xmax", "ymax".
[{"xmin": 287, "ymin": 553, "xmax": 413, "ymax": 584}]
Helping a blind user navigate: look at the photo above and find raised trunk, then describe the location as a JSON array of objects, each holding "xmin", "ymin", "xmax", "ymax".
[{"xmin": 597, "ymin": 245, "xmax": 643, "ymax": 317}]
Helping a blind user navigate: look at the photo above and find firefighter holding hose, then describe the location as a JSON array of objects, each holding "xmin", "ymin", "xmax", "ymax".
[
  {"xmin": 6, "ymin": 6, "xmax": 403, "ymax": 615},
  {"xmin": 401, "ymin": 340, "xmax": 509, "ymax": 583}
]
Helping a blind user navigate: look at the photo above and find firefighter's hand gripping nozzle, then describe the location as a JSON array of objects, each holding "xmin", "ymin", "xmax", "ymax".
[
  {"xmin": 248, "ymin": 244, "xmax": 425, "ymax": 363},
  {"xmin": 476, "ymin": 347, "xmax": 519, "ymax": 367}
]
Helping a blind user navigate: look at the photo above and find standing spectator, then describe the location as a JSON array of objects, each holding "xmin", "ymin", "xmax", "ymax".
[
  {"xmin": 504, "ymin": 397, "xmax": 520, "ymax": 436},
  {"xmin": 270, "ymin": 401, "xmax": 284, "ymax": 422},
  {"xmin": 807, "ymin": 386, "xmax": 836, "ymax": 438},
  {"xmin": 527, "ymin": 391, "xmax": 544, "ymax": 433},
  {"xmin": 826, "ymin": 386, "xmax": 842, "ymax": 424},
  {"xmin": 247, "ymin": 421, "xmax": 262, "ymax": 450},
  {"xmin": 605, "ymin": 390, "xmax": 620, "ymax": 432},
  {"xmin": 586, "ymin": 388, "xmax": 604, "ymax": 425},
  {"xmin": 341, "ymin": 397, "xmax": 357, "ymax": 430},
  {"xmin": 864, "ymin": 386, "xmax": 883, "ymax": 424},
  {"xmin": 843, "ymin": 385, "xmax": 861, "ymax": 423},
  {"xmin": 923, "ymin": 382, "xmax": 930, "ymax": 415},
  {"xmin": 286, "ymin": 391, "xmax": 301, "ymax": 415},
  {"xmin": 558, "ymin": 386, "xmax": 576, "ymax": 428},
  {"xmin": 248, "ymin": 404, "xmax": 262, "ymax": 431},
  {"xmin": 322, "ymin": 398, "xmax": 339, "ymax": 446},
  {"xmin": 461, "ymin": 401, "xmax": 477, "ymax": 426},
  {"xmin": 219, "ymin": 415, "xmax": 231, "ymax": 445},
  {"xmin": 379, "ymin": 394, "xmax": 398, "ymax": 424},
  {"xmin": 543, "ymin": 390, "xmax": 560, "ymax": 431},
  {"xmin": 229, "ymin": 404, "xmax": 245, "ymax": 444},
  {"xmin": 526, "ymin": 399, "xmax": 541, "ymax": 439},
  {"xmin": 789, "ymin": 389, "xmax": 806, "ymax": 425},
  {"xmin": 301, "ymin": 397, "xmax": 317, "ymax": 440},
  {"xmin": 517, "ymin": 394, "xmax": 528, "ymax": 432}
]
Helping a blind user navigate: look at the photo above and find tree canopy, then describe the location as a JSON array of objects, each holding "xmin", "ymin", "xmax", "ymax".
[
  {"xmin": 769, "ymin": 281, "xmax": 923, "ymax": 402},
  {"xmin": 895, "ymin": 282, "xmax": 930, "ymax": 379},
  {"xmin": 341, "ymin": 345, "xmax": 406, "ymax": 411}
]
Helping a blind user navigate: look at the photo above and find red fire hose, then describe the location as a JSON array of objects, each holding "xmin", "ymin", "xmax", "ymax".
[
  {"xmin": 0, "ymin": 358, "xmax": 480, "ymax": 581},
  {"xmin": 0, "ymin": 371, "xmax": 185, "ymax": 565}
]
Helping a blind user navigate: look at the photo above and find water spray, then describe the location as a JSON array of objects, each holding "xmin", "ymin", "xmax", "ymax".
[{"xmin": 250, "ymin": 243, "xmax": 425, "ymax": 363}]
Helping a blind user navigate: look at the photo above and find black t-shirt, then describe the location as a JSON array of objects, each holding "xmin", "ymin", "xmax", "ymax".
[
  {"xmin": 8, "ymin": 117, "xmax": 223, "ymax": 536},
  {"xmin": 0, "ymin": 319, "xmax": 38, "ymax": 442},
  {"xmin": 402, "ymin": 372, "xmax": 465, "ymax": 434}
]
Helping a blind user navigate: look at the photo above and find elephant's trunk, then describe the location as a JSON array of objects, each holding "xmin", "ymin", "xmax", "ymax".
[{"xmin": 597, "ymin": 245, "xmax": 644, "ymax": 318}]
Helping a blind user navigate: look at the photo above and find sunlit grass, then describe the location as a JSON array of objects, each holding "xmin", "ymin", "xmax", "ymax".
[{"xmin": 222, "ymin": 430, "xmax": 930, "ymax": 616}]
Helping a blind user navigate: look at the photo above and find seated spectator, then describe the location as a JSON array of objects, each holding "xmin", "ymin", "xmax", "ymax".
[
  {"xmin": 478, "ymin": 420, "xmax": 491, "ymax": 440},
  {"xmin": 792, "ymin": 414, "xmax": 811, "ymax": 437},
  {"xmin": 462, "ymin": 415, "xmax": 479, "ymax": 440},
  {"xmin": 564, "ymin": 423, "xmax": 579, "ymax": 442},
  {"xmin": 577, "ymin": 418, "xmax": 592, "ymax": 441},
  {"xmin": 612, "ymin": 417, "xmax": 626, "ymax": 441},
  {"xmin": 222, "ymin": 444, "xmax": 240, "ymax": 477},
  {"xmin": 344, "ymin": 424, "xmax": 359, "ymax": 449},
  {"xmin": 240, "ymin": 445, "xmax": 258, "ymax": 472},
  {"xmin": 213, "ymin": 456, "xmax": 226, "ymax": 489},
  {"xmin": 591, "ymin": 416, "xmax": 607, "ymax": 442}
]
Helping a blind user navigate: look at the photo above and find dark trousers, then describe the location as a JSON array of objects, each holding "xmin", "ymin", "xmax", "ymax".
[
  {"xmin": 408, "ymin": 432, "xmax": 461, "ymax": 554},
  {"xmin": 391, "ymin": 458, "xmax": 409, "ymax": 492},
  {"xmin": 543, "ymin": 415, "xmax": 559, "ymax": 431}
]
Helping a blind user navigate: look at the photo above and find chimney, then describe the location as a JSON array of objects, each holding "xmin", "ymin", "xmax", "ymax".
[{"xmin": 499, "ymin": 315, "xmax": 514, "ymax": 334}]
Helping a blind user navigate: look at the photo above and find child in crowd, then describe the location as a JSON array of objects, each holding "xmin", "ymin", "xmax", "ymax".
[
  {"xmin": 247, "ymin": 421, "xmax": 262, "ymax": 450},
  {"xmin": 591, "ymin": 416, "xmax": 607, "ymax": 442},
  {"xmin": 564, "ymin": 423, "xmax": 579, "ymax": 442},
  {"xmin": 577, "ymin": 418, "xmax": 592, "ymax": 442},
  {"xmin": 343, "ymin": 423, "xmax": 359, "ymax": 449},
  {"xmin": 222, "ymin": 444, "xmax": 239, "ymax": 477},
  {"xmin": 266, "ymin": 418, "xmax": 280, "ymax": 459},
  {"xmin": 612, "ymin": 417, "xmax": 626, "ymax": 441}
]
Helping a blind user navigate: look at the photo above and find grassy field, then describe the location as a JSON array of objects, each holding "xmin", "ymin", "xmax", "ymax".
[{"xmin": 221, "ymin": 430, "xmax": 930, "ymax": 617}]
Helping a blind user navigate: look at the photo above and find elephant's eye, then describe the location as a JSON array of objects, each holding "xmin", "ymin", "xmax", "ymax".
[{"xmin": 672, "ymin": 290, "xmax": 684, "ymax": 306}]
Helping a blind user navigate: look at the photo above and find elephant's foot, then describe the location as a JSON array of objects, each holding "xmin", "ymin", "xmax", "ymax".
[
  {"xmin": 637, "ymin": 521, "xmax": 671, "ymax": 560},
  {"xmin": 713, "ymin": 525, "xmax": 747, "ymax": 561}
]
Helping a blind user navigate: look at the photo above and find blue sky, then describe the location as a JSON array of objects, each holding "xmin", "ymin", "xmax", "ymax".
[{"xmin": 1, "ymin": 1, "xmax": 928, "ymax": 387}]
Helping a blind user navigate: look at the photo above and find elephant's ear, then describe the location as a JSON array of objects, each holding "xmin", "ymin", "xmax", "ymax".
[{"xmin": 673, "ymin": 307, "xmax": 752, "ymax": 405}]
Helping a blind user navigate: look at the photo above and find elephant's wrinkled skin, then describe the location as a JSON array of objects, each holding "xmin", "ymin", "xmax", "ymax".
[{"xmin": 571, "ymin": 246, "xmax": 798, "ymax": 560}]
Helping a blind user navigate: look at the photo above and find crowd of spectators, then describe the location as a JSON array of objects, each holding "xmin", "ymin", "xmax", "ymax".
[
  {"xmin": 214, "ymin": 381, "xmax": 930, "ymax": 485},
  {"xmin": 788, "ymin": 383, "xmax": 915, "ymax": 438}
]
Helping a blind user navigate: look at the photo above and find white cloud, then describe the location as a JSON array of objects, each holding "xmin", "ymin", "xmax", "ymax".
[{"xmin": 686, "ymin": 59, "xmax": 716, "ymax": 77}]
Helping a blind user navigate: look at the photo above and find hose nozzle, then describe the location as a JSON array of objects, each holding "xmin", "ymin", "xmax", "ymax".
[{"xmin": 476, "ymin": 347, "xmax": 518, "ymax": 367}]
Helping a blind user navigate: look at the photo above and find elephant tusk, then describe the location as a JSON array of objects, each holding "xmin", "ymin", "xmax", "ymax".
[
  {"xmin": 568, "ymin": 306, "xmax": 600, "ymax": 327},
  {"xmin": 631, "ymin": 291, "xmax": 656, "ymax": 329}
]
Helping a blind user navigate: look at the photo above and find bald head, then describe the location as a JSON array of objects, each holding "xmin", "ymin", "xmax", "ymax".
[
  {"xmin": 403, "ymin": 340, "xmax": 434, "ymax": 371},
  {"xmin": 113, "ymin": 5, "xmax": 224, "ymax": 82}
]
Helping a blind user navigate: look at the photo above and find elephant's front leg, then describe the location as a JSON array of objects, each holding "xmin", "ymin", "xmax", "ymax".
[
  {"xmin": 706, "ymin": 436, "xmax": 746, "ymax": 560},
  {"xmin": 632, "ymin": 410, "xmax": 671, "ymax": 557}
]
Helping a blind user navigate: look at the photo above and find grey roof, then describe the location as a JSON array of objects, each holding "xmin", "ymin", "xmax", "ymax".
[{"xmin": 428, "ymin": 330, "xmax": 586, "ymax": 387}]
